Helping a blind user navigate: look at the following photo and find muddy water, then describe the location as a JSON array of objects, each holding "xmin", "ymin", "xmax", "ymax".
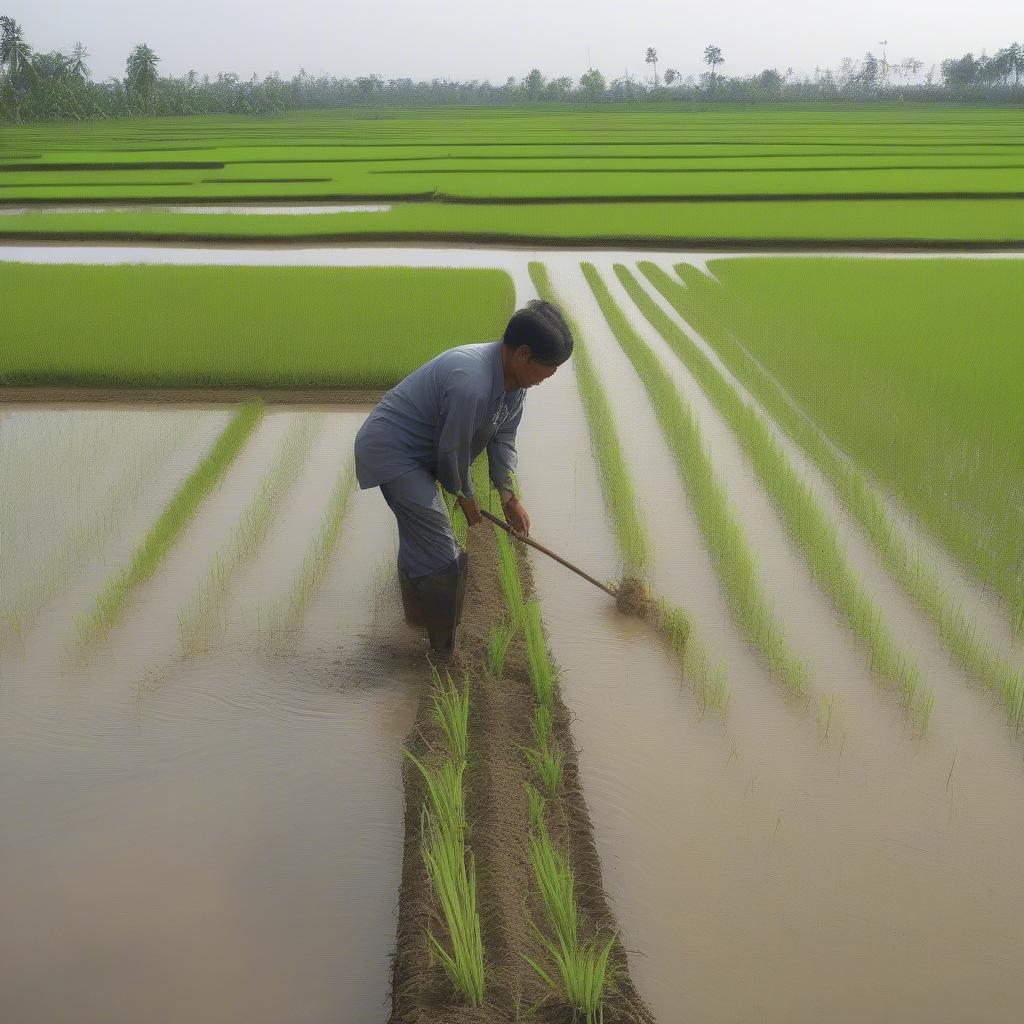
[
  {"xmin": 0, "ymin": 404, "xmax": 416, "ymax": 1024},
  {"xmin": 518, "ymin": 264, "xmax": 1024, "ymax": 1024}
]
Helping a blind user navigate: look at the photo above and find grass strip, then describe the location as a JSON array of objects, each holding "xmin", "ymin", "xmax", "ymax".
[
  {"xmin": 76, "ymin": 402, "xmax": 263, "ymax": 643},
  {"xmin": 647, "ymin": 260, "xmax": 1024, "ymax": 728},
  {"xmin": 581, "ymin": 261, "xmax": 809, "ymax": 696},
  {"xmin": 260, "ymin": 454, "xmax": 357, "ymax": 647},
  {"xmin": 2, "ymin": 197, "xmax": 1024, "ymax": 246},
  {"xmin": 621, "ymin": 263, "xmax": 934, "ymax": 731},
  {"xmin": 178, "ymin": 412, "xmax": 323, "ymax": 655},
  {"xmin": 529, "ymin": 260, "xmax": 729, "ymax": 712}
]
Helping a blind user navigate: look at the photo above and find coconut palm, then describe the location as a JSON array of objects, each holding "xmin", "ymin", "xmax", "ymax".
[
  {"xmin": 125, "ymin": 43, "xmax": 160, "ymax": 111},
  {"xmin": 0, "ymin": 17, "xmax": 33, "ymax": 78},
  {"xmin": 0, "ymin": 17, "xmax": 37, "ymax": 121}
]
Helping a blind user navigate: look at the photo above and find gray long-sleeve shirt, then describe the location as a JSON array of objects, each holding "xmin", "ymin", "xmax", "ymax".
[{"xmin": 354, "ymin": 341, "xmax": 525, "ymax": 498}]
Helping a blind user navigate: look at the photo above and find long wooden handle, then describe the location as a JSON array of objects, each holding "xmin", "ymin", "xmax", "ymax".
[{"xmin": 480, "ymin": 508, "xmax": 617, "ymax": 598}]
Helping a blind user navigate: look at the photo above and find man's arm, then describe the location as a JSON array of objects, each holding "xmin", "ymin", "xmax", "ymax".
[
  {"xmin": 487, "ymin": 397, "xmax": 530, "ymax": 535},
  {"xmin": 436, "ymin": 371, "xmax": 484, "ymax": 525}
]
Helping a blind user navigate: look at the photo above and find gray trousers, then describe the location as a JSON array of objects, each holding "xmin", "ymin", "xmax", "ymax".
[{"xmin": 379, "ymin": 468, "xmax": 462, "ymax": 579}]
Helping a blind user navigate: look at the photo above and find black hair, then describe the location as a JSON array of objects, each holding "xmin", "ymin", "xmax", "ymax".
[{"xmin": 502, "ymin": 299, "xmax": 574, "ymax": 366}]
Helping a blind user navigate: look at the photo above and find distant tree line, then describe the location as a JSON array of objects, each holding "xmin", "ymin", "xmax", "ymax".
[{"xmin": 2, "ymin": 17, "xmax": 1023, "ymax": 123}]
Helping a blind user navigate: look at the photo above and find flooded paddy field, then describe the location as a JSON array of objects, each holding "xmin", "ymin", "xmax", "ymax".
[
  {"xmin": 4, "ymin": 246, "xmax": 1023, "ymax": 1023},
  {"xmin": 0, "ymin": 404, "xmax": 418, "ymax": 1023}
]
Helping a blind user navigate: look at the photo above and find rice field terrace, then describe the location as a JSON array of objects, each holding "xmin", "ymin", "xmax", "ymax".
[
  {"xmin": 0, "ymin": 106, "xmax": 1023, "ymax": 245},
  {"xmin": 3, "ymin": 106, "xmax": 1024, "ymax": 1024}
]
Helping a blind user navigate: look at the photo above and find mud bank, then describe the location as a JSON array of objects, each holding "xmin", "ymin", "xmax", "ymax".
[{"xmin": 390, "ymin": 514, "xmax": 652, "ymax": 1023}]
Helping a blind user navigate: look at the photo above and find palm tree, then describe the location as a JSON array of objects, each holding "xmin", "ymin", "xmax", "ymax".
[
  {"xmin": 0, "ymin": 17, "xmax": 37, "ymax": 121},
  {"xmin": 645, "ymin": 47, "xmax": 658, "ymax": 86},
  {"xmin": 703, "ymin": 44, "xmax": 724, "ymax": 86},
  {"xmin": 0, "ymin": 17, "xmax": 33, "ymax": 78},
  {"xmin": 125, "ymin": 43, "xmax": 160, "ymax": 112}
]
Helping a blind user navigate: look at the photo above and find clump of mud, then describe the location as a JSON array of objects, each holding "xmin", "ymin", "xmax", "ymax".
[{"xmin": 615, "ymin": 575, "xmax": 653, "ymax": 619}]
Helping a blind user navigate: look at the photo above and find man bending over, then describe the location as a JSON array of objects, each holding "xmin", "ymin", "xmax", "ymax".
[{"xmin": 354, "ymin": 299, "xmax": 573, "ymax": 657}]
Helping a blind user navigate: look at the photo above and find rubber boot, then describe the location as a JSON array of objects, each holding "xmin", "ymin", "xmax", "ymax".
[
  {"xmin": 415, "ymin": 552, "xmax": 468, "ymax": 658},
  {"xmin": 398, "ymin": 565, "xmax": 426, "ymax": 628}
]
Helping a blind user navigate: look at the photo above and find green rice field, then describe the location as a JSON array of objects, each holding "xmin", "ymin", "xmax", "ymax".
[
  {"xmin": 4, "ymin": 103, "xmax": 1024, "ymax": 1024},
  {"xmin": 1, "ymin": 106, "xmax": 1024, "ymax": 244},
  {"xmin": 0, "ymin": 264, "xmax": 513, "ymax": 387}
]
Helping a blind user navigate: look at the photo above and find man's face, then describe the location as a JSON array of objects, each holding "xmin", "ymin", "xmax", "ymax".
[{"xmin": 513, "ymin": 345, "xmax": 560, "ymax": 388}]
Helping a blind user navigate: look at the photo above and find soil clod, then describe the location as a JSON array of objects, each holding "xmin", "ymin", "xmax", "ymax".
[{"xmin": 615, "ymin": 575, "xmax": 653, "ymax": 619}]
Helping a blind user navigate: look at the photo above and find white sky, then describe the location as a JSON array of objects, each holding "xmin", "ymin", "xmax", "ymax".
[{"xmin": 9, "ymin": 0, "xmax": 1020, "ymax": 83}]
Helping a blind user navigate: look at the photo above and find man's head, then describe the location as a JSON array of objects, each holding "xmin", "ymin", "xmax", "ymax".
[{"xmin": 501, "ymin": 299, "xmax": 574, "ymax": 390}]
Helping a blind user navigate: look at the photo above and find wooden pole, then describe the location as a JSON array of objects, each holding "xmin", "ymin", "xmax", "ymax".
[{"xmin": 480, "ymin": 508, "xmax": 617, "ymax": 598}]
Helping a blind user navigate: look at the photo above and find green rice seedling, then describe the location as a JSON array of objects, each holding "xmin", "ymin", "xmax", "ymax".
[
  {"xmin": 178, "ymin": 412, "xmax": 322, "ymax": 655},
  {"xmin": 421, "ymin": 811, "xmax": 485, "ymax": 1007},
  {"xmin": 524, "ymin": 600, "xmax": 555, "ymax": 707},
  {"xmin": 523, "ymin": 781, "xmax": 546, "ymax": 831},
  {"xmin": 487, "ymin": 621, "xmax": 517, "ymax": 677},
  {"xmin": 529, "ymin": 822, "xmax": 578, "ymax": 949},
  {"xmin": 523, "ymin": 737, "xmax": 565, "ymax": 798},
  {"xmin": 431, "ymin": 667, "xmax": 470, "ymax": 765},
  {"xmin": 581, "ymin": 262, "xmax": 809, "ymax": 697},
  {"xmin": 525, "ymin": 930, "xmax": 618, "ymax": 1024},
  {"xmin": 533, "ymin": 704, "xmax": 553, "ymax": 747},
  {"xmin": 405, "ymin": 751, "xmax": 467, "ymax": 838},
  {"xmin": 495, "ymin": 527, "xmax": 527, "ymax": 623},
  {"xmin": 261, "ymin": 456, "xmax": 357, "ymax": 648},
  {"xmin": 641, "ymin": 259, "xmax": 1024, "ymax": 731},
  {"xmin": 529, "ymin": 262, "xmax": 729, "ymax": 710},
  {"xmin": 76, "ymin": 403, "xmax": 263, "ymax": 645},
  {"xmin": 528, "ymin": 261, "xmax": 651, "ymax": 577}
]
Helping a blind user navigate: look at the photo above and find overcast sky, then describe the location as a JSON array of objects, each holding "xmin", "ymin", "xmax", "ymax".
[{"xmin": 7, "ymin": 0, "xmax": 1019, "ymax": 83}]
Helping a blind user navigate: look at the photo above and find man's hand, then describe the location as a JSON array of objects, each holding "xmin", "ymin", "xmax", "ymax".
[
  {"xmin": 502, "ymin": 495, "xmax": 530, "ymax": 537},
  {"xmin": 457, "ymin": 494, "xmax": 482, "ymax": 527}
]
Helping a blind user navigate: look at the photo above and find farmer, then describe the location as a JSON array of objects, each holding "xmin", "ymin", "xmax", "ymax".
[{"xmin": 354, "ymin": 299, "xmax": 573, "ymax": 658}]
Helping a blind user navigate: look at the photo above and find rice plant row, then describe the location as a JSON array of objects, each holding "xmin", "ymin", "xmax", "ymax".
[
  {"xmin": 178, "ymin": 412, "xmax": 324, "ymax": 656},
  {"xmin": 640, "ymin": 261, "xmax": 1024, "ymax": 730},
  {"xmin": 479, "ymin": 463, "xmax": 617, "ymax": 1021},
  {"xmin": 528, "ymin": 260, "xmax": 728, "ymax": 712},
  {"xmin": 666, "ymin": 259, "xmax": 1024, "ymax": 634},
  {"xmin": 405, "ymin": 667, "xmax": 485, "ymax": 1006},
  {"xmin": 75, "ymin": 403, "xmax": 264, "ymax": 645},
  {"xmin": 580, "ymin": 262, "xmax": 809, "ymax": 697},
  {"xmin": 258, "ymin": 453, "xmax": 357, "ymax": 649},
  {"xmin": 1, "ymin": 408, "xmax": 199, "ymax": 652},
  {"xmin": 619, "ymin": 264, "xmax": 934, "ymax": 731}
]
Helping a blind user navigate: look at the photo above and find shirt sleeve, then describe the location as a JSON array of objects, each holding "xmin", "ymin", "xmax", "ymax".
[
  {"xmin": 487, "ymin": 392, "xmax": 525, "ymax": 493},
  {"xmin": 436, "ymin": 369, "xmax": 484, "ymax": 498}
]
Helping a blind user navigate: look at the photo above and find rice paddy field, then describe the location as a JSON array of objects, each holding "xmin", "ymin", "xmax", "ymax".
[
  {"xmin": 2, "ymin": 105, "xmax": 1024, "ymax": 1024},
  {"xmin": 1, "ymin": 106, "xmax": 1024, "ymax": 245}
]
